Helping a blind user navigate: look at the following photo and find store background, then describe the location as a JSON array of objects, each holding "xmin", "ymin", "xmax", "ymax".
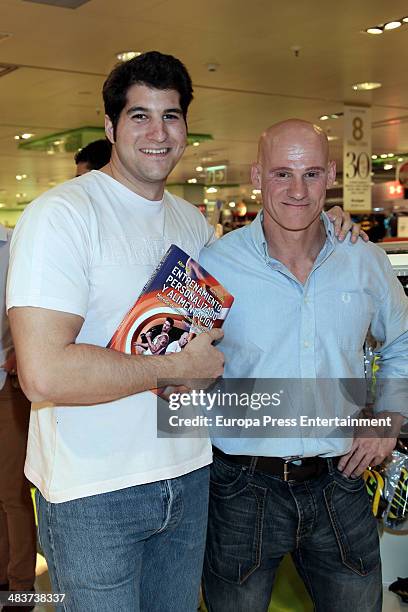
[{"xmin": 0, "ymin": 0, "xmax": 407, "ymax": 610}]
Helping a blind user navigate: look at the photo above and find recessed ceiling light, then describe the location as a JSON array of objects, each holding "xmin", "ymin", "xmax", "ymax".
[
  {"xmin": 371, "ymin": 154, "xmax": 378, "ymax": 159},
  {"xmin": 193, "ymin": 141, "xmax": 200, "ymax": 147},
  {"xmin": 187, "ymin": 178, "xmax": 197, "ymax": 184},
  {"xmin": 380, "ymin": 154, "xmax": 388, "ymax": 159},
  {"xmin": 206, "ymin": 187, "xmax": 217, "ymax": 193},
  {"xmin": 387, "ymin": 153, "xmax": 394, "ymax": 157},
  {"xmin": 116, "ymin": 51, "xmax": 141, "ymax": 62},
  {"xmin": 383, "ymin": 164, "xmax": 393, "ymax": 170},
  {"xmin": 403, "ymin": 17, "xmax": 408, "ymax": 23},
  {"xmin": 352, "ymin": 82, "xmax": 382, "ymax": 91},
  {"xmin": 195, "ymin": 166, "xmax": 203, "ymax": 172},
  {"xmin": 398, "ymin": 157, "xmax": 404, "ymax": 162},
  {"xmin": 319, "ymin": 115, "xmax": 329, "ymax": 121},
  {"xmin": 366, "ymin": 27, "xmax": 383, "ymax": 35},
  {"xmin": 384, "ymin": 21, "xmax": 401, "ymax": 30},
  {"xmin": 16, "ymin": 174, "xmax": 27, "ymax": 180},
  {"xmin": 14, "ymin": 133, "xmax": 34, "ymax": 140}
]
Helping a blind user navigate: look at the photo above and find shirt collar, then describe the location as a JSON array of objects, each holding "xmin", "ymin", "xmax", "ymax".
[{"xmin": 249, "ymin": 209, "xmax": 335, "ymax": 263}]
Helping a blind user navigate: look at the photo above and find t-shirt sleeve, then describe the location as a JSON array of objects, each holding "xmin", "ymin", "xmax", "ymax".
[{"xmin": 7, "ymin": 195, "xmax": 91, "ymax": 318}]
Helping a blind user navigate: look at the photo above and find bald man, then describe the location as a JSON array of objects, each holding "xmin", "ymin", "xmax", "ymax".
[{"xmin": 199, "ymin": 119, "xmax": 408, "ymax": 612}]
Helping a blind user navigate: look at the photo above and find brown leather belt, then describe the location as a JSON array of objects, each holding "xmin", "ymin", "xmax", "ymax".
[{"xmin": 212, "ymin": 445, "xmax": 339, "ymax": 483}]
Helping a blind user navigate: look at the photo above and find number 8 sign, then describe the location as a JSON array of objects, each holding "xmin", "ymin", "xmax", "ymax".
[{"xmin": 343, "ymin": 105, "xmax": 372, "ymax": 212}]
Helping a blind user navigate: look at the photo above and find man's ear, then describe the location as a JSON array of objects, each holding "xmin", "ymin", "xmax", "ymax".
[
  {"xmin": 251, "ymin": 163, "xmax": 262, "ymax": 189},
  {"xmin": 326, "ymin": 160, "xmax": 336, "ymax": 188},
  {"xmin": 105, "ymin": 115, "xmax": 115, "ymax": 144}
]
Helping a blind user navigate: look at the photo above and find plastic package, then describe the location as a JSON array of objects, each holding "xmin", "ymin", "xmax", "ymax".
[{"xmin": 364, "ymin": 444, "xmax": 408, "ymax": 531}]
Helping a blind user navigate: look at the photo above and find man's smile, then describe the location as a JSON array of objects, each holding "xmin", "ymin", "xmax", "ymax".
[
  {"xmin": 282, "ymin": 202, "xmax": 310, "ymax": 208},
  {"xmin": 140, "ymin": 147, "xmax": 171, "ymax": 156}
]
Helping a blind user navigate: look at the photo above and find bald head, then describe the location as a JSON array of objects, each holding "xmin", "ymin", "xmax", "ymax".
[
  {"xmin": 258, "ymin": 119, "xmax": 329, "ymax": 164},
  {"xmin": 251, "ymin": 118, "xmax": 336, "ymax": 234}
]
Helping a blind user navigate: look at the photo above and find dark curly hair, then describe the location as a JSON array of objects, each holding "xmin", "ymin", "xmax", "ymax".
[{"xmin": 103, "ymin": 51, "xmax": 193, "ymax": 139}]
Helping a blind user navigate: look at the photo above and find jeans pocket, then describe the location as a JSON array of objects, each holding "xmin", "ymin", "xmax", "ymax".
[
  {"xmin": 324, "ymin": 478, "xmax": 380, "ymax": 576},
  {"xmin": 209, "ymin": 455, "xmax": 248, "ymax": 499},
  {"xmin": 334, "ymin": 468, "xmax": 366, "ymax": 491},
  {"xmin": 206, "ymin": 472, "xmax": 266, "ymax": 584}
]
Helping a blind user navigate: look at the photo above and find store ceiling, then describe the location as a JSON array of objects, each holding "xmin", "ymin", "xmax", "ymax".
[{"xmin": 0, "ymin": 0, "xmax": 408, "ymax": 207}]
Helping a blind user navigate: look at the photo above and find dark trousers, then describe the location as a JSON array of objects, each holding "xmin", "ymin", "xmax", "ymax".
[
  {"xmin": 0, "ymin": 377, "xmax": 36, "ymax": 590},
  {"xmin": 203, "ymin": 453, "xmax": 382, "ymax": 612}
]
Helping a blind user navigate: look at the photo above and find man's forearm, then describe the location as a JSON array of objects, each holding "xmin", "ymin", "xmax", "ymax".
[
  {"xmin": 9, "ymin": 307, "xmax": 224, "ymax": 406},
  {"xmin": 21, "ymin": 342, "xmax": 180, "ymax": 405},
  {"xmin": 377, "ymin": 411, "xmax": 406, "ymax": 437}
]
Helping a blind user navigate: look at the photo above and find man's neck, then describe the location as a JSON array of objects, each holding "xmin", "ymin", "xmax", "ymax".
[
  {"xmin": 263, "ymin": 215, "xmax": 327, "ymax": 284},
  {"xmin": 101, "ymin": 160, "xmax": 164, "ymax": 201}
]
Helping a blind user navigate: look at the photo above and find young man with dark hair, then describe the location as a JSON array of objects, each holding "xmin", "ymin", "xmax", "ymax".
[
  {"xmin": 7, "ymin": 51, "xmax": 223, "ymax": 612},
  {"xmin": 74, "ymin": 139, "xmax": 112, "ymax": 176},
  {"xmin": 102, "ymin": 50, "xmax": 193, "ymax": 138}
]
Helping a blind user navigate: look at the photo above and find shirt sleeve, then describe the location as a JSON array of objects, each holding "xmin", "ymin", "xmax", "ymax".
[{"xmin": 7, "ymin": 194, "xmax": 92, "ymax": 318}]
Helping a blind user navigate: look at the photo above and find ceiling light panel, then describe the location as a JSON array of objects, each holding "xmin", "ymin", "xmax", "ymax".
[
  {"xmin": 352, "ymin": 82, "xmax": 382, "ymax": 91},
  {"xmin": 365, "ymin": 15, "xmax": 408, "ymax": 34},
  {"xmin": 384, "ymin": 21, "xmax": 402, "ymax": 30},
  {"xmin": 366, "ymin": 27, "xmax": 383, "ymax": 34}
]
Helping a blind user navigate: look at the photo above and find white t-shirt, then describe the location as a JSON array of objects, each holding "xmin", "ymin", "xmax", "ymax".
[{"xmin": 7, "ymin": 170, "xmax": 215, "ymax": 503}]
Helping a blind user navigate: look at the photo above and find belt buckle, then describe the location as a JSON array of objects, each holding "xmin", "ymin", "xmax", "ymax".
[{"xmin": 283, "ymin": 456, "xmax": 302, "ymax": 482}]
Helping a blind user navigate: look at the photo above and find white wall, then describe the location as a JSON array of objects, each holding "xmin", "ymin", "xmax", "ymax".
[{"xmin": 380, "ymin": 529, "xmax": 408, "ymax": 585}]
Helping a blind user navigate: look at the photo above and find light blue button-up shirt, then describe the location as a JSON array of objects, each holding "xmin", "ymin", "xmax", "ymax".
[{"xmin": 199, "ymin": 212, "xmax": 408, "ymax": 457}]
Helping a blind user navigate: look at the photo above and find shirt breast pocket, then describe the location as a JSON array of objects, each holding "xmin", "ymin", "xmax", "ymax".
[{"xmin": 332, "ymin": 290, "xmax": 374, "ymax": 351}]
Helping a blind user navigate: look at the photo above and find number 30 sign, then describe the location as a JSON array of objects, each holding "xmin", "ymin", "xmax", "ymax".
[{"xmin": 343, "ymin": 105, "xmax": 372, "ymax": 212}]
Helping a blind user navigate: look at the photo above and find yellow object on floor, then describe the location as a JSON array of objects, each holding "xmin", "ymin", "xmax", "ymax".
[
  {"xmin": 30, "ymin": 487, "xmax": 37, "ymax": 525},
  {"xmin": 268, "ymin": 555, "xmax": 312, "ymax": 612}
]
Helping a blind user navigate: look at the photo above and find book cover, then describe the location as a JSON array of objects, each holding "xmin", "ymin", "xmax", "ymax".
[{"xmin": 108, "ymin": 244, "xmax": 234, "ymax": 359}]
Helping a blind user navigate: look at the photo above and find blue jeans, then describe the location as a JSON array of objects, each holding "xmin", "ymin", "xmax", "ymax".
[
  {"xmin": 203, "ymin": 455, "xmax": 382, "ymax": 612},
  {"xmin": 36, "ymin": 466, "xmax": 209, "ymax": 612}
]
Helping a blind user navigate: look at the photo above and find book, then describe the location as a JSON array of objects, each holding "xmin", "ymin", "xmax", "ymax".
[{"xmin": 108, "ymin": 244, "xmax": 234, "ymax": 360}]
